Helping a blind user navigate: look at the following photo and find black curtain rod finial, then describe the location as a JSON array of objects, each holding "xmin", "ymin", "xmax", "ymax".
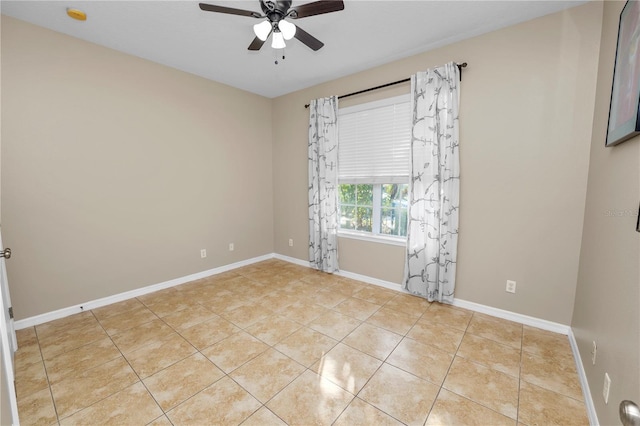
[{"xmin": 304, "ymin": 61, "xmax": 467, "ymax": 108}]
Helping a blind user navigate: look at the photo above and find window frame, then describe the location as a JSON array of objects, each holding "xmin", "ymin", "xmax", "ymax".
[{"xmin": 337, "ymin": 94, "xmax": 411, "ymax": 245}]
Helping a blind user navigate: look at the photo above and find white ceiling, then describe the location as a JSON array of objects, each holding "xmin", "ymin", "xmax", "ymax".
[{"xmin": 1, "ymin": 0, "xmax": 586, "ymax": 98}]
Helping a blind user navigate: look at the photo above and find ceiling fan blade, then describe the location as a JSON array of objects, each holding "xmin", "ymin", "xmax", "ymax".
[
  {"xmin": 248, "ymin": 34, "xmax": 269, "ymax": 51},
  {"xmin": 294, "ymin": 25, "xmax": 324, "ymax": 51},
  {"xmin": 289, "ymin": 1, "xmax": 344, "ymax": 19},
  {"xmin": 199, "ymin": 3, "xmax": 263, "ymax": 18}
]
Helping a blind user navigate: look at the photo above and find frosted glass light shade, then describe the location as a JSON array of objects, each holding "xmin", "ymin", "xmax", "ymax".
[
  {"xmin": 253, "ymin": 20, "xmax": 272, "ymax": 41},
  {"xmin": 271, "ymin": 31, "xmax": 286, "ymax": 49},
  {"xmin": 278, "ymin": 19, "xmax": 296, "ymax": 40}
]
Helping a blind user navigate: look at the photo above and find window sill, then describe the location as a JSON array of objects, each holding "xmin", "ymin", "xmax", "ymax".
[{"xmin": 337, "ymin": 230, "xmax": 407, "ymax": 247}]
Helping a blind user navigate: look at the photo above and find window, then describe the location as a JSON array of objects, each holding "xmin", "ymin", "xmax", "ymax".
[{"xmin": 338, "ymin": 95, "xmax": 411, "ymax": 241}]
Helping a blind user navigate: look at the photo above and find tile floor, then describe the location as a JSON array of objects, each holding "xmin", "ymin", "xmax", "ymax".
[{"xmin": 13, "ymin": 259, "xmax": 589, "ymax": 425}]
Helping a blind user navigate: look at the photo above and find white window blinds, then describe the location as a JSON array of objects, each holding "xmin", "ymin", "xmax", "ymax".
[{"xmin": 338, "ymin": 94, "xmax": 411, "ymax": 184}]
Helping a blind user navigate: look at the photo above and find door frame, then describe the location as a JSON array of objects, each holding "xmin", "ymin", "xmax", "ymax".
[{"xmin": 0, "ymin": 227, "xmax": 20, "ymax": 424}]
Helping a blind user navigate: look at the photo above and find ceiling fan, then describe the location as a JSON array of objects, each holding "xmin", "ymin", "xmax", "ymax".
[{"xmin": 198, "ymin": 1, "xmax": 344, "ymax": 51}]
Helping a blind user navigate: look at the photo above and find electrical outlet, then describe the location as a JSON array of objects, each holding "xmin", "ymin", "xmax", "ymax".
[
  {"xmin": 603, "ymin": 373, "xmax": 611, "ymax": 404},
  {"xmin": 289, "ymin": 238, "xmax": 294, "ymax": 247},
  {"xmin": 200, "ymin": 249, "xmax": 207, "ymax": 258},
  {"xmin": 591, "ymin": 341, "xmax": 597, "ymax": 365},
  {"xmin": 228, "ymin": 243, "xmax": 234, "ymax": 252},
  {"xmin": 506, "ymin": 280, "xmax": 516, "ymax": 293}
]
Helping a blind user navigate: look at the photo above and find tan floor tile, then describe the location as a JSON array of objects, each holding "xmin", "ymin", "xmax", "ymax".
[
  {"xmin": 457, "ymin": 333, "xmax": 521, "ymax": 377},
  {"xmin": 15, "ymin": 359, "xmax": 49, "ymax": 400},
  {"xmin": 280, "ymin": 301, "xmax": 330, "ymax": 325},
  {"xmin": 311, "ymin": 343, "xmax": 382, "ymax": 394},
  {"xmin": 38, "ymin": 321, "xmax": 108, "ymax": 361},
  {"xmin": 51, "ymin": 356, "xmax": 138, "ymax": 419},
  {"xmin": 521, "ymin": 352, "xmax": 583, "ymax": 400},
  {"xmin": 143, "ymin": 352, "xmax": 225, "ymax": 411},
  {"xmin": 59, "ymin": 382, "xmax": 162, "ymax": 425},
  {"xmin": 44, "ymin": 337, "xmax": 121, "ymax": 384},
  {"xmin": 97, "ymin": 304, "xmax": 158, "ymax": 335},
  {"xmin": 147, "ymin": 415, "xmax": 173, "ymax": 426},
  {"xmin": 241, "ymin": 407, "xmax": 287, "ymax": 425},
  {"xmin": 230, "ymin": 348, "xmax": 306, "ymax": 403},
  {"xmin": 91, "ymin": 298, "xmax": 144, "ymax": 321},
  {"xmin": 267, "ymin": 369, "xmax": 354, "ymax": 425},
  {"xmin": 136, "ymin": 287, "xmax": 179, "ymax": 306},
  {"xmin": 522, "ymin": 325, "xmax": 574, "ymax": 364},
  {"xmin": 366, "ymin": 306, "xmax": 418, "ymax": 335},
  {"xmin": 178, "ymin": 314, "xmax": 241, "ymax": 350},
  {"xmin": 518, "ymin": 381, "xmax": 588, "ymax": 426},
  {"xmin": 352, "ymin": 286, "xmax": 397, "ymax": 305},
  {"xmin": 275, "ymin": 327, "xmax": 338, "ymax": 367},
  {"xmin": 110, "ymin": 318, "xmax": 174, "ymax": 354},
  {"xmin": 245, "ymin": 314, "xmax": 302, "ymax": 346},
  {"xmin": 161, "ymin": 304, "xmax": 217, "ymax": 330},
  {"xmin": 35, "ymin": 311, "xmax": 98, "ymax": 341},
  {"xmin": 309, "ymin": 310, "xmax": 362, "ymax": 340},
  {"xmin": 383, "ymin": 293, "xmax": 431, "ymax": 317},
  {"xmin": 221, "ymin": 302, "xmax": 274, "ymax": 329},
  {"xmin": 443, "ymin": 356, "xmax": 519, "ymax": 419},
  {"xmin": 14, "ymin": 262, "xmax": 587, "ymax": 426},
  {"xmin": 167, "ymin": 376, "xmax": 261, "ymax": 425},
  {"xmin": 309, "ymin": 288, "xmax": 349, "ymax": 308},
  {"xmin": 333, "ymin": 297, "xmax": 381, "ymax": 321},
  {"xmin": 466, "ymin": 313, "xmax": 523, "ymax": 349},
  {"xmin": 334, "ymin": 397, "xmax": 403, "ymax": 426},
  {"xmin": 14, "ymin": 340, "xmax": 43, "ymax": 369},
  {"xmin": 406, "ymin": 320, "xmax": 464, "ymax": 354},
  {"xmin": 332, "ymin": 278, "xmax": 367, "ymax": 297},
  {"xmin": 299, "ymin": 270, "xmax": 342, "ymax": 286},
  {"xmin": 177, "ymin": 279, "xmax": 232, "ymax": 301},
  {"xmin": 201, "ymin": 330, "xmax": 270, "ymax": 372},
  {"xmin": 17, "ymin": 386, "xmax": 57, "ymax": 426},
  {"xmin": 386, "ymin": 337, "xmax": 453, "ymax": 385},
  {"xmin": 16, "ymin": 327, "xmax": 38, "ymax": 347},
  {"xmin": 426, "ymin": 389, "xmax": 516, "ymax": 426},
  {"xmin": 422, "ymin": 303, "xmax": 473, "ymax": 331},
  {"xmin": 201, "ymin": 291, "xmax": 249, "ymax": 313},
  {"xmin": 258, "ymin": 291, "xmax": 299, "ymax": 312},
  {"xmin": 124, "ymin": 332, "xmax": 196, "ymax": 378},
  {"xmin": 278, "ymin": 280, "xmax": 319, "ymax": 298},
  {"xmin": 343, "ymin": 323, "xmax": 402, "ymax": 361},
  {"xmin": 359, "ymin": 363, "xmax": 439, "ymax": 425}
]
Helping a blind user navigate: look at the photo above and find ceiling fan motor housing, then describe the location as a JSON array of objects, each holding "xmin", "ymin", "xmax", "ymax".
[{"xmin": 260, "ymin": 0, "xmax": 293, "ymax": 23}]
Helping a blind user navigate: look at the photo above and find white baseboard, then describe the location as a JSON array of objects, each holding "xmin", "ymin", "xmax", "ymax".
[
  {"xmin": 274, "ymin": 254, "xmax": 571, "ymax": 334},
  {"xmin": 568, "ymin": 329, "xmax": 599, "ymax": 426},
  {"xmin": 14, "ymin": 253, "xmax": 274, "ymax": 330},
  {"xmin": 16, "ymin": 252, "xmax": 572, "ymax": 337},
  {"xmin": 451, "ymin": 299, "xmax": 571, "ymax": 335},
  {"xmin": 273, "ymin": 253, "xmax": 310, "ymax": 268}
]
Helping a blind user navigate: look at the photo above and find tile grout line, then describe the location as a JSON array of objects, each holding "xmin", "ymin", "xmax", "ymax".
[{"xmin": 32, "ymin": 325, "xmax": 62, "ymax": 425}]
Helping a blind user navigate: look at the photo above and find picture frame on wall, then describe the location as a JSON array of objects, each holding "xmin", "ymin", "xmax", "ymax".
[{"xmin": 606, "ymin": 0, "xmax": 640, "ymax": 147}]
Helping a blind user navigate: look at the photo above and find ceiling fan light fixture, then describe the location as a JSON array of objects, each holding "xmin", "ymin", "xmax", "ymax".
[
  {"xmin": 278, "ymin": 19, "xmax": 296, "ymax": 40},
  {"xmin": 271, "ymin": 31, "xmax": 286, "ymax": 49},
  {"xmin": 253, "ymin": 20, "xmax": 272, "ymax": 41}
]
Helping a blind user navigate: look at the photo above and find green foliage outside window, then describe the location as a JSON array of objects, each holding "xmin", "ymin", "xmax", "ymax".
[{"xmin": 339, "ymin": 183, "xmax": 408, "ymax": 237}]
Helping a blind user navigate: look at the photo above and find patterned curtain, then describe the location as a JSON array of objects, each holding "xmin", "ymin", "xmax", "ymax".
[
  {"xmin": 308, "ymin": 96, "xmax": 339, "ymax": 273},
  {"xmin": 404, "ymin": 62, "xmax": 460, "ymax": 303}
]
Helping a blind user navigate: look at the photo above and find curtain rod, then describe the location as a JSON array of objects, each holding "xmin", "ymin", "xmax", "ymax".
[{"xmin": 304, "ymin": 62, "xmax": 467, "ymax": 108}]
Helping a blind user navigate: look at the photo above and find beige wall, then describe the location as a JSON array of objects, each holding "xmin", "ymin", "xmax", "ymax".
[
  {"xmin": 273, "ymin": 2, "xmax": 603, "ymax": 324},
  {"xmin": 1, "ymin": 16, "xmax": 274, "ymax": 319},
  {"xmin": 572, "ymin": 1, "xmax": 640, "ymax": 424}
]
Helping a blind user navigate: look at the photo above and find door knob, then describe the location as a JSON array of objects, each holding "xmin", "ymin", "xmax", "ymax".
[
  {"xmin": 620, "ymin": 400, "xmax": 640, "ymax": 426},
  {"xmin": 0, "ymin": 248, "xmax": 10, "ymax": 259}
]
